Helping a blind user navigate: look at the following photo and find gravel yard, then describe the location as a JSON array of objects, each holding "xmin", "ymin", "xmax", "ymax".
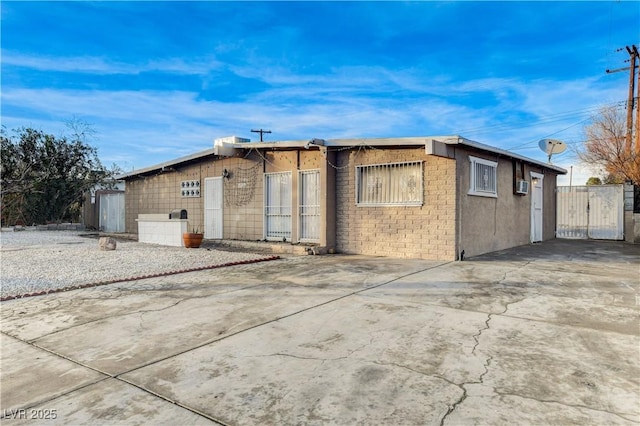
[{"xmin": 0, "ymin": 230, "xmax": 277, "ymax": 299}]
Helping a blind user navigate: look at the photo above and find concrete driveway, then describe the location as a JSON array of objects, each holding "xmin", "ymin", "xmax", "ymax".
[{"xmin": 1, "ymin": 239, "xmax": 638, "ymax": 425}]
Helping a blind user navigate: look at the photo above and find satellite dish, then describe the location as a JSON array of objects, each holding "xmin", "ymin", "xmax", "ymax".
[{"xmin": 538, "ymin": 138, "xmax": 567, "ymax": 163}]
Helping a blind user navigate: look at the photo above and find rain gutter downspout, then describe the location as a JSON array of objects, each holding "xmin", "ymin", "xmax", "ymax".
[{"xmin": 455, "ymin": 145, "xmax": 463, "ymax": 261}]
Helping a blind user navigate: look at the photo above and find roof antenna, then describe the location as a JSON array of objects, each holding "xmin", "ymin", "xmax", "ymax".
[
  {"xmin": 251, "ymin": 128, "xmax": 272, "ymax": 142},
  {"xmin": 538, "ymin": 138, "xmax": 567, "ymax": 163}
]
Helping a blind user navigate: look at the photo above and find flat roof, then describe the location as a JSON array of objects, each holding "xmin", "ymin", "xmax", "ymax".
[
  {"xmin": 119, "ymin": 135, "xmax": 566, "ymax": 179},
  {"xmin": 232, "ymin": 136, "xmax": 566, "ymax": 174}
]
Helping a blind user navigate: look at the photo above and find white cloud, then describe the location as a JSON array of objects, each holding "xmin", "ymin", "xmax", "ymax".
[
  {"xmin": 0, "ymin": 50, "xmax": 223, "ymax": 75},
  {"xmin": 1, "ymin": 58, "xmax": 631, "ymax": 172}
]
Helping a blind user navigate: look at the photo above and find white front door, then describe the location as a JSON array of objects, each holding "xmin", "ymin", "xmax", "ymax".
[
  {"xmin": 204, "ymin": 177, "xmax": 223, "ymax": 239},
  {"xmin": 530, "ymin": 172, "xmax": 544, "ymax": 242}
]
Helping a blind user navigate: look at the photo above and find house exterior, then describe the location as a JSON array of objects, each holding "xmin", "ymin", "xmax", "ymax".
[{"xmin": 119, "ymin": 136, "xmax": 566, "ymax": 260}]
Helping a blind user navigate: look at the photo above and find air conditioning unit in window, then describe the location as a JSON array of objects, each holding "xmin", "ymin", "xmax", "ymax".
[{"xmin": 515, "ymin": 180, "xmax": 529, "ymax": 195}]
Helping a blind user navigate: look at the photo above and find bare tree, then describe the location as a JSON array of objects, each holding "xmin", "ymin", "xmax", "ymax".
[
  {"xmin": 577, "ymin": 105, "xmax": 640, "ymax": 184},
  {"xmin": 64, "ymin": 115, "xmax": 97, "ymax": 144}
]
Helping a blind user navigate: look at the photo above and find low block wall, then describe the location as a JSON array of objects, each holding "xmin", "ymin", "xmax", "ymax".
[
  {"xmin": 35, "ymin": 223, "xmax": 85, "ymax": 231},
  {"xmin": 136, "ymin": 214, "xmax": 187, "ymax": 247}
]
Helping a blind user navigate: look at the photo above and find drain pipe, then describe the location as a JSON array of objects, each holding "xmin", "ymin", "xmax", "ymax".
[{"xmin": 456, "ymin": 147, "xmax": 464, "ymax": 261}]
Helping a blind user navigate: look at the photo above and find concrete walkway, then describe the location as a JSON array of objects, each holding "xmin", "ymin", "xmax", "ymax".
[{"xmin": 1, "ymin": 239, "xmax": 639, "ymax": 425}]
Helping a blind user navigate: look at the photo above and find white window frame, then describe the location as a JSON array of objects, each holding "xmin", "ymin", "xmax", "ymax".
[
  {"xmin": 468, "ymin": 156, "xmax": 498, "ymax": 198},
  {"xmin": 356, "ymin": 161, "xmax": 423, "ymax": 207}
]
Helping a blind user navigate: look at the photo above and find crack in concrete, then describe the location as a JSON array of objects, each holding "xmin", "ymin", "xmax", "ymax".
[
  {"xmin": 439, "ymin": 355, "xmax": 498, "ymax": 426},
  {"xmin": 496, "ymin": 261, "xmax": 533, "ymax": 285},
  {"xmin": 371, "ymin": 360, "xmax": 428, "ymax": 377},
  {"xmin": 364, "ymin": 359, "xmax": 472, "ymax": 426},
  {"xmin": 439, "ymin": 386, "xmax": 468, "ymax": 426},
  {"xmin": 494, "ymin": 390, "xmax": 639, "ymax": 423},
  {"xmin": 370, "ymin": 360, "xmax": 462, "ymax": 389},
  {"xmin": 18, "ymin": 282, "xmax": 272, "ymax": 343},
  {"xmin": 266, "ymin": 352, "xmax": 345, "ymax": 361},
  {"xmin": 440, "ymin": 295, "xmax": 526, "ymax": 426},
  {"xmin": 24, "ymin": 298, "xmax": 197, "ymax": 343},
  {"xmin": 471, "ymin": 313, "xmax": 492, "ymax": 355},
  {"xmin": 138, "ymin": 297, "xmax": 205, "ymax": 331},
  {"xmin": 254, "ymin": 336, "xmax": 375, "ymax": 363}
]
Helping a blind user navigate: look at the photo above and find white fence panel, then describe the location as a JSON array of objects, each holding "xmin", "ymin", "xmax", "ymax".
[
  {"xmin": 556, "ymin": 186, "xmax": 588, "ymax": 239},
  {"xmin": 587, "ymin": 185, "xmax": 624, "ymax": 240},
  {"xmin": 556, "ymin": 185, "xmax": 623, "ymax": 240}
]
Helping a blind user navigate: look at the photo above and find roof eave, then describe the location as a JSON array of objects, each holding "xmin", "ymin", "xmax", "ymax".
[
  {"xmin": 118, "ymin": 148, "xmax": 217, "ymax": 179},
  {"xmin": 118, "ymin": 135, "xmax": 566, "ymax": 179},
  {"xmin": 448, "ymin": 137, "xmax": 567, "ymax": 174}
]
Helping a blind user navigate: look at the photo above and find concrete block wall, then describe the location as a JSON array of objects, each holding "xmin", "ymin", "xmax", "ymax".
[
  {"xmin": 124, "ymin": 150, "xmax": 326, "ymax": 243},
  {"xmin": 334, "ymin": 147, "xmax": 457, "ymax": 261},
  {"xmin": 124, "ymin": 153, "xmax": 265, "ymax": 240},
  {"xmin": 125, "ymin": 163, "xmax": 208, "ymax": 234},
  {"xmin": 221, "ymin": 155, "xmax": 264, "ymax": 241}
]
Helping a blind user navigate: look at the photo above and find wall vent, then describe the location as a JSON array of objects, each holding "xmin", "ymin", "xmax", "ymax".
[{"xmin": 181, "ymin": 180, "xmax": 201, "ymax": 197}]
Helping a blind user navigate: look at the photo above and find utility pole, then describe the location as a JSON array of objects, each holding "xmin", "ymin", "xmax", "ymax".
[
  {"xmin": 251, "ymin": 129, "xmax": 272, "ymax": 142},
  {"xmin": 625, "ymin": 45, "xmax": 638, "ymax": 154},
  {"xmin": 634, "ymin": 45, "xmax": 640, "ymax": 154},
  {"xmin": 607, "ymin": 45, "xmax": 639, "ymax": 154}
]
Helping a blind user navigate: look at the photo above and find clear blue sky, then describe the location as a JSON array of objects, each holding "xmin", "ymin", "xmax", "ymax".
[{"xmin": 2, "ymin": 1, "xmax": 639, "ymax": 184}]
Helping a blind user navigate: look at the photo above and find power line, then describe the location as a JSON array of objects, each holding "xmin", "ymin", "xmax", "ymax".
[
  {"xmin": 505, "ymin": 116, "xmax": 594, "ymax": 152},
  {"xmin": 451, "ymin": 102, "xmax": 624, "ymax": 138}
]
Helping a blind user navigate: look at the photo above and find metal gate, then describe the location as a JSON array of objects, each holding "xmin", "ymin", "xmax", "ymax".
[
  {"xmin": 99, "ymin": 192, "xmax": 125, "ymax": 233},
  {"xmin": 264, "ymin": 172, "xmax": 292, "ymax": 241},
  {"xmin": 299, "ymin": 170, "xmax": 320, "ymax": 242},
  {"xmin": 556, "ymin": 185, "xmax": 624, "ymax": 240}
]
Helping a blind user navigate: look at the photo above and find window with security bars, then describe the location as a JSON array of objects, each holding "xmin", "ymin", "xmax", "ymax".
[
  {"xmin": 469, "ymin": 156, "xmax": 497, "ymax": 197},
  {"xmin": 356, "ymin": 161, "xmax": 423, "ymax": 206}
]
